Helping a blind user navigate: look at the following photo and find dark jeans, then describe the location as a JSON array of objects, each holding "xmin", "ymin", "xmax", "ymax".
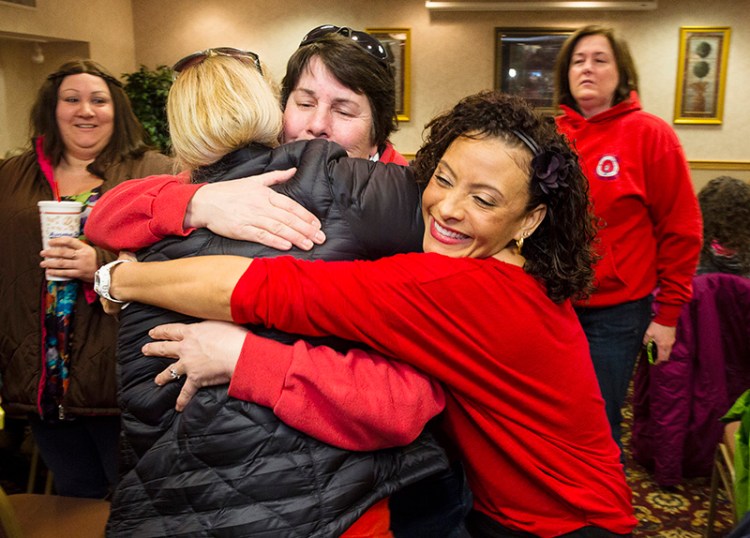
[
  {"xmin": 575, "ymin": 296, "xmax": 652, "ymax": 458},
  {"xmin": 390, "ymin": 460, "xmax": 473, "ymax": 538},
  {"xmin": 466, "ymin": 511, "xmax": 632, "ymax": 538},
  {"xmin": 30, "ymin": 415, "xmax": 120, "ymax": 498}
]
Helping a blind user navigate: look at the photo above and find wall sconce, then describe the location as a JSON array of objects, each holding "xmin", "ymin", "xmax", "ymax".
[{"xmin": 31, "ymin": 42, "xmax": 45, "ymax": 64}]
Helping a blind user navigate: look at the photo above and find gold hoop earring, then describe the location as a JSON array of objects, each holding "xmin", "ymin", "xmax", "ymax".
[{"xmin": 515, "ymin": 236, "xmax": 524, "ymax": 256}]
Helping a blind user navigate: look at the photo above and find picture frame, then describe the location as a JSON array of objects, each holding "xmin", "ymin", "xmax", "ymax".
[
  {"xmin": 673, "ymin": 26, "xmax": 731, "ymax": 125},
  {"xmin": 0, "ymin": 0, "xmax": 36, "ymax": 7},
  {"xmin": 495, "ymin": 28, "xmax": 573, "ymax": 114},
  {"xmin": 367, "ymin": 28, "xmax": 411, "ymax": 122}
]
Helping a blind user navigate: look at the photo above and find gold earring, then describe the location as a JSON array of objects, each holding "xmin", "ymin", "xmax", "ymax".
[{"xmin": 515, "ymin": 236, "xmax": 524, "ymax": 256}]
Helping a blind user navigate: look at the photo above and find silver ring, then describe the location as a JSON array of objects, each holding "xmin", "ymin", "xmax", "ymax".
[{"xmin": 169, "ymin": 367, "xmax": 181, "ymax": 380}]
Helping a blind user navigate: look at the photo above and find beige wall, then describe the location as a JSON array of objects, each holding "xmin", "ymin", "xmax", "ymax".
[
  {"xmin": 2, "ymin": 0, "xmax": 748, "ymax": 188},
  {"xmin": 691, "ymin": 165, "xmax": 750, "ymax": 193},
  {"xmin": 128, "ymin": 0, "xmax": 750, "ymax": 165},
  {"xmin": 0, "ymin": 40, "xmax": 89, "ymax": 156},
  {"xmin": 0, "ymin": 0, "xmax": 136, "ymax": 156},
  {"xmin": 0, "ymin": 0, "xmax": 137, "ymax": 70}
]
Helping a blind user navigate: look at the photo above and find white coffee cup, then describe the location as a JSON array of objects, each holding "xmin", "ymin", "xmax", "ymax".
[{"xmin": 38, "ymin": 200, "xmax": 83, "ymax": 282}]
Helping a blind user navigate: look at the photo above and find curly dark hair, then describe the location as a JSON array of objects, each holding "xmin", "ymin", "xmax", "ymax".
[
  {"xmin": 698, "ymin": 176, "xmax": 750, "ymax": 275},
  {"xmin": 413, "ymin": 90, "xmax": 598, "ymax": 303},
  {"xmin": 281, "ymin": 33, "xmax": 397, "ymax": 150},
  {"xmin": 29, "ymin": 59, "xmax": 151, "ymax": 178}
]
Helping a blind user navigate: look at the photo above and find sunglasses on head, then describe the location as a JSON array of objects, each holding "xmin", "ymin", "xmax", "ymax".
[
  {"xmin": 172, "ymin": 47, "xmax": 263, "ymax": 76},
  {"xmin": 299, "ymin": 25, "xmax": 390, "ymax": 67}
]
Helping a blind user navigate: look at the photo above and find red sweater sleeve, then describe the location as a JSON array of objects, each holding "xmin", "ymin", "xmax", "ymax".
[
  {"xmin": 645, "ymin": 135, "xmax": 702, "ymax": 326},
  {"xmin": 230, "ymin": 254, "xmax": 530, "ymax": 400},
  {"xmin": 85, "ymin": 172, "xmax": 201, "ymax": 251},
  {"xmin": 228, "ymin": 331, "xmax": 445, "ymax": 450}
]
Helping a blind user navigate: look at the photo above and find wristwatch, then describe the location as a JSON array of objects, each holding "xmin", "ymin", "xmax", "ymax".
[{"xmin": 94, "ymin": 259, "xmax": 132, "ymax": 303}]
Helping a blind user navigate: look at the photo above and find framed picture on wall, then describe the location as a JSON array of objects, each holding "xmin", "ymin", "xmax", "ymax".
[
  {"xmin": 674, "ymin": 26, "xmax": 731, "ymax": 125},
  {"xmin": 495, "ymin": 28, "xmax": 573, "ymax": 114},
  {"xmin": 367, "ymin": 28, "xmax": 411, "ymax": 122}
]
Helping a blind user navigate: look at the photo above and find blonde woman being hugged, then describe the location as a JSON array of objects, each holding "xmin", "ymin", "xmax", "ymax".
[{"xmin": 99, "ymin": 49, "xmax": 452, "ymax": 537}]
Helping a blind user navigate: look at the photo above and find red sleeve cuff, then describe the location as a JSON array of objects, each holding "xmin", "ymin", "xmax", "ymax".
[
  {"xmin": 150, "ymin": 176, "xmax": 203, "ymax": 238},
  {"xmin": 228, "ymin": 331, "xmax": 295, "ymax": 408},
  {"xmin": 653, "ymin": 302, "xmax": 683, "ymax": 327},
  {"xmin": 231, "ymin": 261, "xmax": 268, "ymax": 324}
]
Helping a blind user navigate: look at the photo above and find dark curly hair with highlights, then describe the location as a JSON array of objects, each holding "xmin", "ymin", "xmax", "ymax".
[
  {"xmin": 412, "ymin": 90, "xmax": 598, "ymax": 303},
  {"xmin": 698, "ymin": 176, "xmax": 750, "ymax": 275}
]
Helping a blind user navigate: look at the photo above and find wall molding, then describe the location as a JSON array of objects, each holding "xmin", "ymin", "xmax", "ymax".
[{"xmin": 688, "ymin": 160, "xmax": 750, "ymax": 171}]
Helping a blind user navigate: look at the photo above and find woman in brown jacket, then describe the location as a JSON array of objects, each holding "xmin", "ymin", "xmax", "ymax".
[{"xmin": 0, "ymin": 60, "xmax": 173, "ymax": 498}]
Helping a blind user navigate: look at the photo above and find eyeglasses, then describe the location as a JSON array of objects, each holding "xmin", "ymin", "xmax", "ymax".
[
  {"xmin": 172, "ymin": 47, "xmax": 263, "ymax": 76},
  {"xmin": 299, "ymin": 25, "xmax": 390, "ymax": 66}
]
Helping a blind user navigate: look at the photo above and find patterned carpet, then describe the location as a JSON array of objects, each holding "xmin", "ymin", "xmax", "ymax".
[{"xmin": 622, "ymin": 401, "xmax": 736, "ymax": 537}]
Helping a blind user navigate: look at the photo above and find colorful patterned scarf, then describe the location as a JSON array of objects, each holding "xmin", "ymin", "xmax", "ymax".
[{"xmin": 40, "ymin": 189, "xmax": 101, "ymax": 421}]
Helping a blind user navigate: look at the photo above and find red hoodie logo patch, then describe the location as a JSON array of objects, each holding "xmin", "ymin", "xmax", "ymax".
[{"xmin": 595, "ymin": 155, "xmax": 620, "ymax": 180}]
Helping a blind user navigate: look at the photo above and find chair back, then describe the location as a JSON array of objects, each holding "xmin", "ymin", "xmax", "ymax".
[
  {"xmin": 632, "ymin": 273, "xmax": 750, "ymax": 486},
  {"xmin": 0, "ymin": 485, "xmax": 25, "ymax": 538},
  {"xmin": 0, "ymin": 483, "xmax": 109, "ymax": 538}
]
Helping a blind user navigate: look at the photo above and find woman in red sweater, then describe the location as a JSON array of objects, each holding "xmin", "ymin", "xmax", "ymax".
[
  {"xmin": 97, "ymin": 91, "xmax": 636, "ymax": 537},
  {"xmin": 553, "ymin": 26, "xmax": 702, "ymax": 456}
]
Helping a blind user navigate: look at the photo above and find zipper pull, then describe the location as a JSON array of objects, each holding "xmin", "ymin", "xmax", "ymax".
[{"xmin": 58, "ymin": 404, "xmax": 65, "ymax": 421}]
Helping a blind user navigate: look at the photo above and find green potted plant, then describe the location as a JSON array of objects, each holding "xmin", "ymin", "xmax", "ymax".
[{"xmin": 122, "ymin": 65, "xmax": 173, "ymax": 155}]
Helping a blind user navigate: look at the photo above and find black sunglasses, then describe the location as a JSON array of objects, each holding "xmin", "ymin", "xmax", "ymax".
[
  {"xmin": 172, "ymin": 47, "xmax": 263, "ymax": 76},
  {"xmin": 299, "ymin": 25, "xmax": 390, "ymax": 66}
]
